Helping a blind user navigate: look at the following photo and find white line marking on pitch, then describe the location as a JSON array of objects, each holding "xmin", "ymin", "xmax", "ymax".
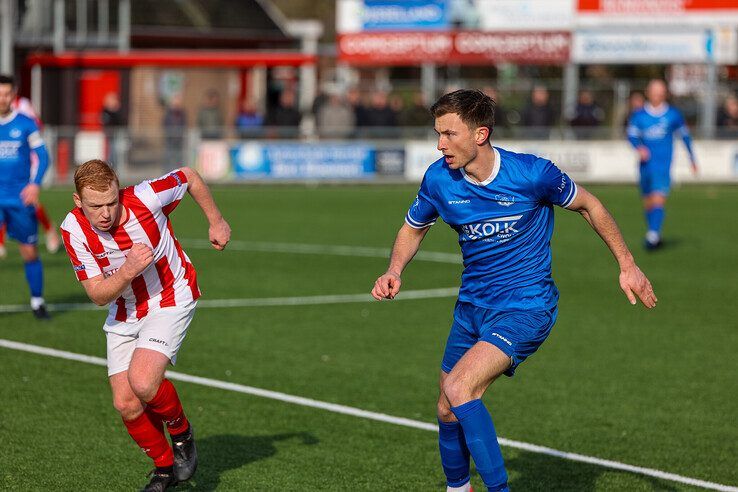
[
  {"xmin": 181, "ymin": 239, "xmax": 462, "ymax": 264},
  {"xmin": 0, "ymin": 288, "xmax": 459, "ymax": 314},
  {"xmin": 0, "ymin": 339, "xmax": 734, "ymax": 492}
]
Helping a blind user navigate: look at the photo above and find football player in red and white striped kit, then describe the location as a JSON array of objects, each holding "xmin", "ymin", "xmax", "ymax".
[{"xmin": 60, "ymin": 159, "xmax": 231, "ymax": 491}]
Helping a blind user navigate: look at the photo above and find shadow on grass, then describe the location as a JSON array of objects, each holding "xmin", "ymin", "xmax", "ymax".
[
  {"xmin": 505, "ymin": 450, "xmax": 679, "ymax": 491},
  {"xmin": 177, "ymin": 432, "xmax": 318, "ymax": 491}
]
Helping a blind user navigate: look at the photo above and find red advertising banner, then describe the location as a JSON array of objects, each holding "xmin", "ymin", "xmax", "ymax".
[
  {"xmin": 578, "ymin": 0, "xmax": 738, "ymax": 13},
  {"xmin": 338, "ymin": 31, "xmax": 571, "ymax": 65}
]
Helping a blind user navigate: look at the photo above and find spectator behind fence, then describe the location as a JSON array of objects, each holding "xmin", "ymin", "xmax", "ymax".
[
  {"xmin": 361, "ymin": 91, "xmax": 397, "ymax": 137},
  {"xmin": 482, "ymin": 86, "xmax": 516, "ymax": 135},
  {"xmin": 346, "ymin": 87, "xmax": 368, "ymax": 130},
  {"xmin": 197, "ymin": 89, "xmax": 224, "ymax": 139},
  {"xmin": 234, "ymin": 99, "xmax": 264, "ymax": 138},
  {"xmin": 264, "ymin": 89, "xmax": 302, "ymax": 138},
  {"xmin": 398, "ymin": 92, "xmax": 432, "ymax": 136},
  {"xmin": 317, "ymin": 92, "xmax": 356, "ymax": 139},
  {"xmin": 100, "ymin": 92, "xmax": 124, "ymax": 167},
  {"xmin": 569, "ymin": 89, "xmax": 605, "ymax": 140},
  {"xmin": 163, "ymin": 93, "xmax": 187, "ymax": 170},
  {"xmin": 522, "ymin": 85, "xmax": 555, "ymax": 139},
  {"xmin": 716, "ymin": 94, "xmax": 738, "ymax": 139}
]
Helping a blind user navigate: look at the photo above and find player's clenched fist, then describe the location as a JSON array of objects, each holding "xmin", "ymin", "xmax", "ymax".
[
  {"xmin": 123, "ymin": 243, "xmax": 154, "ymax": 276},
  {"xmin": 371, "ymin": 271, "xmax": 402, "ymax": 300},
  {"xmin": 209, "ymin": 217, "xmax": 231, "ymax": 251}
]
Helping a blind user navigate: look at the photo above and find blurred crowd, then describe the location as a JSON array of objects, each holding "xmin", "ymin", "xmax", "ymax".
[{"xmin": 98, "ymin": 85, "xmax": 738, "ymax": 143}]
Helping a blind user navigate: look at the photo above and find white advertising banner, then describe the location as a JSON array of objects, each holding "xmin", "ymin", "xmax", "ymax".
[
  {"xmin": 476, "ymin": 0, "xmax": 575, "ymax": 31},
  {"xmin": 405, "ymin": 140, "xmax": 738, "ymax": 183},
  {"xmin": 573, "ymin": 29, "xmax": 711, "ymax": 64}
]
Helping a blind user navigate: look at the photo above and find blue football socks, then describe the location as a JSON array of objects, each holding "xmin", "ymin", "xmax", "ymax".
[
  {"xmin": 24, "ymin": 258, "xmax": 43, "ymax": 298},
  {"xmin": 450, "ymin": 399, "xmax": 508, "ymax": 492},
  {"xmin": 438, "ymin": 419, "xmax": 471, "ymax": 487},
  {"xmin": 646, "ymin": 206, "xmax": 665, "ymax": 236}
]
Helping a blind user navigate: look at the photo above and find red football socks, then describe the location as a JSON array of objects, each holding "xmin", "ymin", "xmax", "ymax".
[
  {"xmin": 122, "ymin": 411, "xmax": 174, "ymax": 467},
  {"xmin": 35, "ymin": 204, "xmax": 53, "ymax": 232},
  {"xmin": 146, "ymin": 379, "xmax": 190, "ymax": 436}
]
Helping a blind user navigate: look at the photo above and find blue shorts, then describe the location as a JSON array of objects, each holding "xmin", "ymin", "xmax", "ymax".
[
  {"xmin": 441, "ymin": 301, "xmax": 558, "ymax": 377},
  {"xmin": 0, "ymin": 205, "xmax": 38, "ymax": 244},
  {"xmin": 639, "ymin": 164, "xmax": 671, "ymax": 196}
]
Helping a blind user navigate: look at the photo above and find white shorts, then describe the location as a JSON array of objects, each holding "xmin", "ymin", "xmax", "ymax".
[{"xmin": 104, "ymin": 301, "xmax": 197, "ymax": 376}]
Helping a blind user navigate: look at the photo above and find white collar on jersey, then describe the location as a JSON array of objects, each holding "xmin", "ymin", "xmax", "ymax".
[
  {"xmin": 460, "ymin": 146, "xmax": 501, "ymax": 187},
  {"xmin": 0, "ymin": 110, "xmax": 18, "ymax": 125},
  {"xmin": 644, "ymin": 103, "xmax": 669, "ymax": 118}
]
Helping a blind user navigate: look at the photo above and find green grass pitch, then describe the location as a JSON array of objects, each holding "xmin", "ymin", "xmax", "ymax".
[{"xmin": 0, "ymin": 183, "xmax": 736, "ymax": 491}]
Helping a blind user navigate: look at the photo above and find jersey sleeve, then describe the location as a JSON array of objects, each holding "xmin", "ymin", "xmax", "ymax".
[
  {"xmin": 146, "ymin": 169, "xmax": 189, "ymax": 215},
  {"xmin": 626, "ymin": 115, "xmax": 643, "ymax": 149},
  {"xmin": 405, "ymin": 174, "xmax": 439, "ymax": 229},
  {"xmin": 26, "ymin": 118, "xmax": 45, "ymax": 149},
  {"xmin": 534, "ymin": 158, "xmax": 578, "ymax": 209},
  {"xmin": 673, "ymin": 110, "xmax": 696, "ymax": 161},
  {"xmin": 60, "ymin": 227, "xmax": 103, "ymax": 281}
]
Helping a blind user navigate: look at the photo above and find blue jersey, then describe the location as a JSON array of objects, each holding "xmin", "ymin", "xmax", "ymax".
[
  {"xmin": 0, "ymin": 111, "xmax": 48, "ymax": 207},
  {"xmin": 626, "ymin": 104, "xmax": 694, "ymax": 169},
  {"xmin": 406, "ymin": 147, "xmax": 578, "ymax": 312}
]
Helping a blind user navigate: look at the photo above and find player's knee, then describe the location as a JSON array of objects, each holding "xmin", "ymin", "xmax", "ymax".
[
  {"xmin": 437, "ymin": 399, "xmax": 457, "ymax": 422},
  {"xmin": 127, "ymin": 374, "xmax": 159, "ymax": 402},
  {"xmin": 442, "ymin": 375, "xmax": 474, "ymax": 407},
  {"xmin": 112, "ymin": 394, "xmax": 142, "ymax": 419}
]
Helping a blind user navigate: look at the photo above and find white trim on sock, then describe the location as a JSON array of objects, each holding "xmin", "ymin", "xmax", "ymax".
[
  {"xmin": 447, "ymin": 482, "xmax": 471, "ymax": 492},
  {"xmin": 646, "ymin": 230, "xmax": 660, "ymax": 245}
]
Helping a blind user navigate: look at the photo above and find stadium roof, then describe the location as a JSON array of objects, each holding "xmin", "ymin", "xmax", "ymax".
[{"xmin": 130, "ymin": 0, "xmax": 296, "ymax": 49}]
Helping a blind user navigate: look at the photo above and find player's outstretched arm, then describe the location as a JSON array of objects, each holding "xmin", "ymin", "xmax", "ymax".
[
  {"xmin": 80, "ymin": 243, "xmax": 153, "ymax": 305},
  {"xmin": 371, "ymin": 223, "xmax": 430, "ymax": 300},
  {"xmin": 566, "ymin": 185, "xmax": 657, "ymax": 309},
  {"xmin": 179, "ymin": 167, "xmax": 231, "ymax": 250}
]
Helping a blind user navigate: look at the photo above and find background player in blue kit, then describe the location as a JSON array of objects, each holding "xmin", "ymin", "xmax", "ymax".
[
  {"xmin": 0, "ymin": 74, "xmax": 51, "ymax": 318},
  {"xmin": 371, "ymin": 90, "xmax": 657, "ymax": 492},
  {"xmin": 627, "ymin": 79, "xmax": 698, "ymax": 250}
]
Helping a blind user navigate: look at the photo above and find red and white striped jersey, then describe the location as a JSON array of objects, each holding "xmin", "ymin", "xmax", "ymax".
[{"xmin": 60, "ymin": 169, "xmax": 200, "ymax": 323}]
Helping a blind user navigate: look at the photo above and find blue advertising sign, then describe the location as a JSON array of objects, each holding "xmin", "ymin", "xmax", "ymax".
[
  {"xmin": 232, "ymin": 142, "xmax": 376, "ymax": 180},
  {"xmin": 362, "ymin": 0, "xmax": 449, "ymax": 31}
]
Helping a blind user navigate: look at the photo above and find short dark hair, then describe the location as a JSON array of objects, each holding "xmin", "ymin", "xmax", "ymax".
[
  {"xmin": 430, "ymin": 89, "xmax": 496, "ymax": 141},
  {"xmin": 0, "ymin": 74, "xmax": 16, "ymax": 87}
]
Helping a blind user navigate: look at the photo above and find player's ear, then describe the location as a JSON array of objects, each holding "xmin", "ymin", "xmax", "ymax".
[
  {"xmin": 73, "ymin": 192, "xmax": 82, "ymax": 208},
  {"xmin": 475, "ymin": 126, "xmax": 490, "ymax": 145}
]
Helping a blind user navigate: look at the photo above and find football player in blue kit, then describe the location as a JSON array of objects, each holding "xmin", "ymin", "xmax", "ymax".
[
  {"xmin": 371, "ymin": 90, "xmax": 657, "ymax": 492},
  {"xmin": 0, "ymin": 74, "xmax": 51, "ymax": 318},
  {"xmin": 627, "ymin": 79, "xmax": 697, "ymax": 250}
]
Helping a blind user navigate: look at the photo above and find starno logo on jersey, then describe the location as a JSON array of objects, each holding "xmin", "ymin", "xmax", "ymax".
[{"xmin": 461, "ymin": 215, "xmax": 522, "ymax": 242}]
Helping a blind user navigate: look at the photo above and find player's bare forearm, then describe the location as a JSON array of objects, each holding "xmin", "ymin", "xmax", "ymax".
[
  {"xmin": 180, "ymin": 167, "xmax": 231, "ymax": 250},
  {"xmin": 372, "ymin": 223, "xmax": 429, "ymax": 300},
  {"xmin": 81, "ymin": 266, "xmax": 136, "ymax": 306},
  {"xmin": 567, "ymin": 185, "xmax": 657, "ymax": 308},
  {"xmin": 568, "ymin": 186, "xmax": 634, "ymax": 269},
  {"xmin": 81, "ymin": 243, "xmax": 153, "ymax": 305},
  {"xmin": 387, "ymin": 223, "xmax": 429, "ymax": 276},
  {"xmin": 180, "ymin": 167, "xmax": 223, "ymax": 225}
]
